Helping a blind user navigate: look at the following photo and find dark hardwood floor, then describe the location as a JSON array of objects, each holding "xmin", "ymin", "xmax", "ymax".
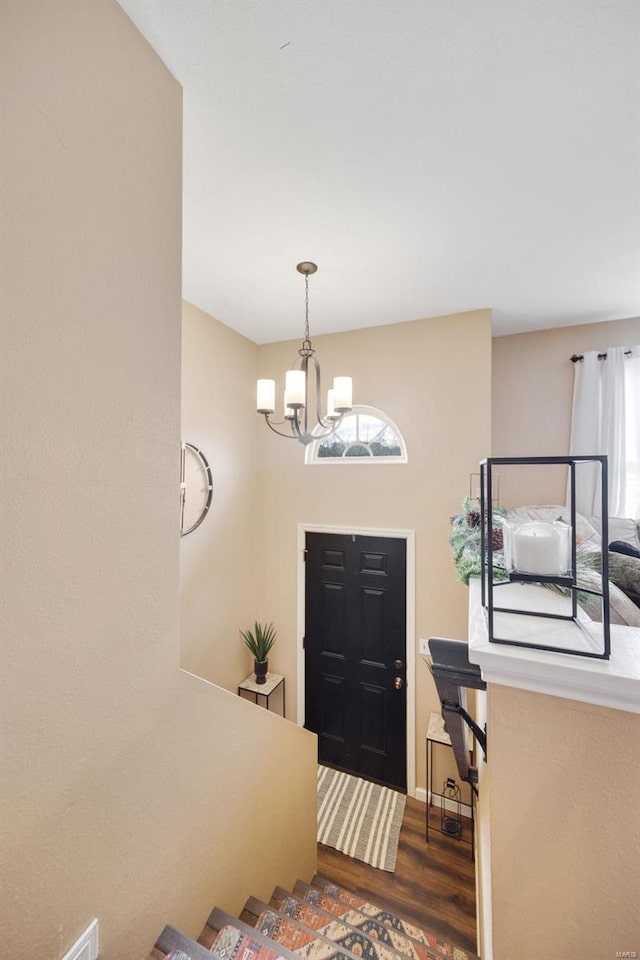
[{"xmin": 317, "ymin": 797, "xmax": 477, "ymax": 955}]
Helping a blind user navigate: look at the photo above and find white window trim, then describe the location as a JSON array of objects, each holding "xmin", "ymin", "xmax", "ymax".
[{"xmin": 305, "ymin": 404, "xmax": 408, "ymax": 465}]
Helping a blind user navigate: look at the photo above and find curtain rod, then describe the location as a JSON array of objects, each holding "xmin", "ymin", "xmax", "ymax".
[{"xmin": 570, "ymin": 350, "xmax": 632, "ymax": 363}]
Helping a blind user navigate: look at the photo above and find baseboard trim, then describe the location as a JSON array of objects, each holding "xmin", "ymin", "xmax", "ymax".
[{"xmin": 414, "ymin": 786, "xmax": 473, "ymax": 818}]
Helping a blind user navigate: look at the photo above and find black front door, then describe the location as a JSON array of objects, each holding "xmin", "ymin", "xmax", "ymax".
[{"xmin": 304, "ymin": 532, "xmax": 407, "ymax": 791}]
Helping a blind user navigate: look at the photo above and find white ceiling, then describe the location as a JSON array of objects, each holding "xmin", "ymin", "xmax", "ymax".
[{"xmin": 119, "ymin": 0, "xmax": 639, "ymax": 343}]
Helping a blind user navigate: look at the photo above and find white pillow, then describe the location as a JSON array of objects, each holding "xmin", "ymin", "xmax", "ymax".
[{"xmin": 606, "ymin": 516, "xmax": 640, "ymax": 549}]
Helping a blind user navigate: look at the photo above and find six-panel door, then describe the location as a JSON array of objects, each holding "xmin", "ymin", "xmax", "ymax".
[{"xmin": 304, "ymin": 532, "xmax": 407, "ymax": 790}]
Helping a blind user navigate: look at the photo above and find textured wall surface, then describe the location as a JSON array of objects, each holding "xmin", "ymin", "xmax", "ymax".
[
  {"xmin": 180, "ymin": 301, "xmax": 261, "ymax": 691},
  {"xmin": 488, "ymin": 685, "xmax": 640, "ymax": 959},
  {"xmin": 492, "ymin": 316, "xmax": 640, "ymax": 506},
  {"xmin": 0, "ymin": 3, "xmax": 316, "ymax": 959}
]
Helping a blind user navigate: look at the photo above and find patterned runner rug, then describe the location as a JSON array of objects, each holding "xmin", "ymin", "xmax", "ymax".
[
  {"xmin": 316, "ymin": 766, "xmax": 406, "ymax": 872},
  {"xmin": 258, "ymin": 904, "xmax": 406, "ymax": 960},
  {"xmin": 212, "ymin": 924, "xmax": 288, "ymax": 960},
  {"xmin": 298, "ymin": 891, "xmax": 453, "ymax": 960}
]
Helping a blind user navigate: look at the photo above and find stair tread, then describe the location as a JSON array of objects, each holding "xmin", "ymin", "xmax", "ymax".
[
  {"xmin": 245, "ymin": 898, "xmax": 371, "ymax": 960},
  {"xmin": 297, "ymin": 879, "xmax": 433, "ymax": 948},
  {"xmin": 204, "ymin": 907, "xmax": 302, "ymax": 960},
  {"xmin": 259, "ymin": 896, "xmax": 414, "ymax": 960},
  {"xmin": 155, "ymin": 924, "xmax": 224, "ymax": 960},
  {"xmin": 268, "ymin": 895, "xmax": 444, "ymax": 960},
  {"xmin": 268, "ymin": 888, "xmax": 449, "ymax": 960}
]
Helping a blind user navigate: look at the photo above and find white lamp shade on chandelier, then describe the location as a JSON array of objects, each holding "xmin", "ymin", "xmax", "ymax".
[
  {"xmin": 256, "ymin": 378, "xmax": 276, "ymax": 414},
  {"xmin": 255, "ymin": 261, "xmax": 353, "ymax": 446},
  {"xmin": 284, "ymin": 369, "xmax": 306, "ymax": 407},
  {"xmin": 259, "ymin": 372, "xmax": 353, "ymax": 419},
  {"xmin": 332, "ymin": 376, "xmax": 353, "ymax": 411}
]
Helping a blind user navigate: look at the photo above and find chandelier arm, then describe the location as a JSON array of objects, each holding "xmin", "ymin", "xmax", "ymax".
[
  {"xmin": 263, "ymin": 414, "xmax": 304, "ymax": 441},
  {"xmin": 291, "ymin": 408, "xmax": 303, "ymax": 441},
  {"xmin": 291, "ymin": 408, "xmax": 312, "ymax": 444},
  {"xmin": 311, "ymin": 355, "xmax": 324, "ymax": 425},
  {"xmin": 316, "ymin": 410, "xmax": 345, "ymax": 430},
  {"xmin": 309, "ymin": 354, "xmax": 337, "ymax": 430},
  {"xmin": 302, "ymin": 354, "xmax": 309, "ymax": 438},
  {"xmin": 308, "ymin": 421, "xmax": 346, "ymax": 441},
  {"xmin": 308, "ymin": 354, "xmax": 347, "ymax": 430}
]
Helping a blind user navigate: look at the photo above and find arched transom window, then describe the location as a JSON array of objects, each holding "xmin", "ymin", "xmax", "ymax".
[{"xmin": 306, "ymin": 406, "xmax": 407, "ymax": 464}]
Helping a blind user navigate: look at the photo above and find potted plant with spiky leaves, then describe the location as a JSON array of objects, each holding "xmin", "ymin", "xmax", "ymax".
[{"xmin": 240, "ymin": 621, "xmax": 277, "ymax": 684}]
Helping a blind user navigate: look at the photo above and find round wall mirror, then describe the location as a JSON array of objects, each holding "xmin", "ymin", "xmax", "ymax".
[{"xmin": 180, "ymin": 442, "xmax": 213, "ymax": 536}]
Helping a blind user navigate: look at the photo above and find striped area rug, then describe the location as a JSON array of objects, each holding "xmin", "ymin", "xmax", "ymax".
[{"xmin": 316, "ymin": 766, "xmax": 406, "ymax": 872}]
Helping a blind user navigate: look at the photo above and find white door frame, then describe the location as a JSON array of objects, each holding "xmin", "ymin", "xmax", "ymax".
[{"xmin": 296, "ymin": 523, "xmax": 416, "ymax": 798}]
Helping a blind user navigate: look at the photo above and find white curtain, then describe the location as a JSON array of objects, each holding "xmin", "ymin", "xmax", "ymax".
[
  {"xmin": 569, "ymin": 345, "xmax": 640, "ymax": 519},
  {"xmin": 623, "ymin": 347, "xmax": 640, "ymax": 519}
]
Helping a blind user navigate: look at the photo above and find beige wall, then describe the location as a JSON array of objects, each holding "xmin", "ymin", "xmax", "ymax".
[
  {"xmin": 255, "ymin": 312, "xmax": 493, "ymax": 793},
  {"xmin": 487, "ymin": 685, "xmax": 640, "ymax": 959},
  {"xmin": 181, "ymin": 301, "xmax": 261, "ymax": 691},
  {"xmin": 0, "ymin": 4, "xmax": 316, "ymax": 960},
  {"xmin": 492, "ymin": 317, "xmax": 640, "ymax": 506}
]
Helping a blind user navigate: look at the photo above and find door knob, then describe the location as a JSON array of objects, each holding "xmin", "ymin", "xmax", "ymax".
[
  {"xmin": 394, "ymin": 659, "xmax": 404, "ymax": 670},
  {"xmin": 394, "ymin": 676, "xmax": 404, "ymax": 689}
]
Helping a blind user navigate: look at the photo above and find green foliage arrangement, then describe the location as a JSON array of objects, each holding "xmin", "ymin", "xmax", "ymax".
[
  {"xmin": 449, "ymin": 497, "xmax": 602, "ymax": 596},
  {"xmin": 449, "ymin": 496, "xmax": 508, "ymax": 585},
  {"xmin": 240, "ymin": 621, "xmax": 277, "ymax": 662}
]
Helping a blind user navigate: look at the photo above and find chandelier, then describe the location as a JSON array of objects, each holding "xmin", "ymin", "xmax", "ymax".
[{"xmin": 256, "ymin": 261, "xmax": 353, "ymax": 445}]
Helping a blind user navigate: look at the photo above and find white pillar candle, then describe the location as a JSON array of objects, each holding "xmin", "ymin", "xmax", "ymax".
[
  {"xmin": 333, "ymin": 376, "xmax": 352, "ymax": 411},
  {"xmin": 513, "ymin": 521, "xmax": 569, "ymax": 576},
  {"xmin": 256, "ymin": 378, "xmax": 275, "ymax": 413},
  {"xmin": 285, "ymin": 369, "xmax": 305, "ymax": 407}
]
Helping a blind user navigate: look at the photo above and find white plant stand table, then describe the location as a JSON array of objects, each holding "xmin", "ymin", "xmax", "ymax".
[{"xmin": 238, "ymin": 672, "xmax": 285, "ymax": 717}]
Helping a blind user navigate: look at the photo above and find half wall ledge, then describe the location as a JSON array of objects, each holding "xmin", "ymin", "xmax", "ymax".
[{"xmin": 467, "ymin": 577, "xmax": 640, "ymax": 714}]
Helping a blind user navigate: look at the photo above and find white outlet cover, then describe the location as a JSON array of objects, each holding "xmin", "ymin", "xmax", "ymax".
[
  {"xmin": 61, "ymin": 919, "xmax": 99, "ymax": 960},
  {"xmin": 419, "ymin": 638, "xmax": 430, "ymax": 656}
]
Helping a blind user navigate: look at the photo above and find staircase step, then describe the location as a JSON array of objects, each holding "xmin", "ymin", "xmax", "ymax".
[
  {"xmin": 203, "ymin": 907, "xmax": 302, "ymax": 960},
  {"xmin": 297, "ymin": 880, "xmax": 434, "ymax": 949},
  {"xmin": 154, "ymin": 924, "xmax": 224, "ymax": 960},
  {"xmin": 151, "ymin": 872, "xmax": 475, "ymax": 960},
  {"xmin": 268, "ymin": 888, "xmax": 446, "ymax": 960},
  {"xmin": 242, "ymin": 898, "xmax": 369, "ymax": 960},
  {"xmin": 244, "ymin": 896, "xmax": 420, "ymax": 960},
  {"xmin": 304, "ymin": 878, "xmax": 478, "ymax": 960}
]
